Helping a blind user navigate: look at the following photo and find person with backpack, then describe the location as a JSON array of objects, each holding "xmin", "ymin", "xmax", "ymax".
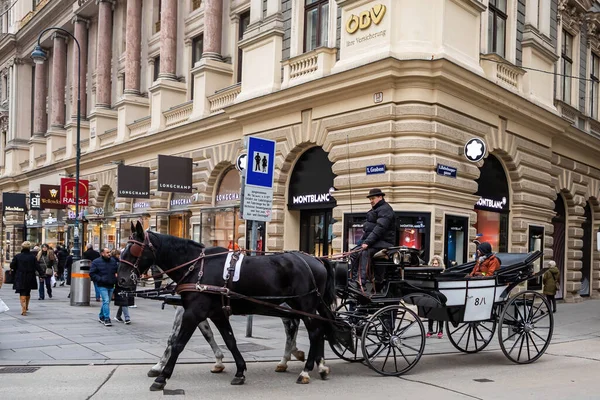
[{"xmin": 543, "ymin": 260, "xmax": 559, "ymax": 313}]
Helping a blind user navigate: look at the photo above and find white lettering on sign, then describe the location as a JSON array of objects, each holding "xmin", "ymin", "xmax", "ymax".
[
  {"xmin": 120, "ymin": 190, "xmax": 150, "ymax": 196},
  {"xmin": 133, "ymin": 202, "xmax": 150, "ymax": 209},
  {"xmin": 242, "ymin": 186, "xmax": 273, "ymax": 222},
  {"xmin": 476, "ymin": 196, "xmax": 507, "ymax": 210},
  {"xmin": 292, "ymin": 193, "xmax": 331, "ymax": 205},
  {"xmin": 159, "ymin": 183, "xmax": 192, "ymax": 190},
  {"xmin": 216, "ymin": 193, "xmax": 240, "ymax": 203},
  {"xmin": 171, "ymin": 198, "xmax": 192, "ymax": 206},
  {"xmin": 5, "ymin": 206, "xmax": 24, "ymax": 212}
]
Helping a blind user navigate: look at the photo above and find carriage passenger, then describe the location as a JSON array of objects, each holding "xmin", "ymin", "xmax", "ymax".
[
  {"xmin": 427, "ymin": 256, "xmax": 445, "ymax": 338},
  {"xmin": 469, "ymin": 242, "xmax": 500, "ymax": 277},
  {"xmin": 350, "ymin": 188, "xmax": 395, "ymax": 293}
]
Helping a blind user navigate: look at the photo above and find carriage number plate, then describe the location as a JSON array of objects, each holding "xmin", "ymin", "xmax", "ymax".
[{"xmin": 464, "ymin": 287, "xmax": 495, "ymax": 322}]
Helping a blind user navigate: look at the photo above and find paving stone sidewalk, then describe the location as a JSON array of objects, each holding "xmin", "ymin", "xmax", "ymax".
[{"xmin": 0, "ymin": 282, "xmax": 598, "ymax": 366}]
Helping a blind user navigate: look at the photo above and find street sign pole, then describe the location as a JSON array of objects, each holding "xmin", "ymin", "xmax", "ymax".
[{"xmin": 245, "ymin": 220, "xmax": 257, "ymax": 337}]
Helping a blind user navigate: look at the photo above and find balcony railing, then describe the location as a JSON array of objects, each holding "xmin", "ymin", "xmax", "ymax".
[
  {"xmin": 164, "ymin": 101, "xmax": 194, "ymax": 128},
  {"xmin": 208, "ymin": 84, "xmax": 241, "ymax": 113},
  {"xmin": 99, "ymin": 128, "xmax": 117, "ymax": 147},
  {"xmin": 282, "ymin": 47, "xmax": 337, "ymax": 88},
  {"xmin": 128, "ymin": 116, "xmax": 151, "ymax": 137},
  {"xmin": 480, "ymin": 54, "xmax": 525, "ymax": 94}
]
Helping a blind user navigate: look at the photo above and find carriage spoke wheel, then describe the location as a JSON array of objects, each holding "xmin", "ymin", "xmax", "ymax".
[
  {"xmin": 498, "ymin": 290, "xmax": 554, "ymax": 364},
  {"xmin": 446, "ymin": 320, "xmax": 497, "ymax": 353},
  {"xmin": 361, "ymin": 305, "xmax": 425, "ymax": 376},
  {"xmin": 329, "ymin": 300, "xmax": 365, "ymax": 362}
]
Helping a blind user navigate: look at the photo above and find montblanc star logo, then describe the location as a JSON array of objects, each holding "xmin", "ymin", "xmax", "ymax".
[{"xmin": 464, "ymin": 138, "xmax": 486, "ymax": 162}]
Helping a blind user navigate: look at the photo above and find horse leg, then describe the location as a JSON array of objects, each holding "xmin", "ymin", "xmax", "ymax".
[
  {"xmin": 276, "ymin": 318, "xmax": 303, "ymax": 372},
  {"xmin": 296, "ymin": 318, "xmax": 320, "ymax": 384},
  {"xmin": 210, "ymin": 314, "xmax": 247, "ymax": 385},
  {"xmin": 316, "ymin": 323, "xmax": 330, "ymax": 380},
  {"xmin": 150, "ymin": 308, "xmax": 201, "ymax": 391},
  {"xmin": 197, "ymin": 319, "xmax": 225, "ymax": 373},
  {"xmin": 148, "ymin": 306, "xmax": 183, "ymax": 378}
]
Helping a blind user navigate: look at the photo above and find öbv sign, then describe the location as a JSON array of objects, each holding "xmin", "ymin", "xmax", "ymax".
[
  {"xmin": 346, "ymin": 4, "xmax": 386, "ymax": 34},
  {"xmin": 60, "ymin": 177, "xmax": 89, "ymax": 206}
]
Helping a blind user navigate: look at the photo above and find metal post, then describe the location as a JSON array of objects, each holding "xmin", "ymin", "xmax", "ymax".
[{"xmin": 245, "ymin": 220, "xmax": 258, "ymax": 337}]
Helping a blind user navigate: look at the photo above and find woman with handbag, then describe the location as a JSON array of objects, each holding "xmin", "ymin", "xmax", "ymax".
[
  {"xmin": 10, "ymin": 241, "xmax": 42, "ymax": 315},
  {"xmin": 37, "ymin": 244, "xmax": 56, "ymax": 300}
]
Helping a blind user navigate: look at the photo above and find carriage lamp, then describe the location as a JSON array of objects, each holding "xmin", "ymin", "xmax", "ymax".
[{"xmin": 393, "ymin": 252, "xmax": 401, "ymax": 265}]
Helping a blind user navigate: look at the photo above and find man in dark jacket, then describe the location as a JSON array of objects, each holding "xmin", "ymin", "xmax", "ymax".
[
  {"xmin": 55, "ymin": 245, "xmax": 68, "ymax": 286},
  {"xmin": 352, "ymin": 188, "xmax": 395, "ymax": 292},
  {"xmin": 90, "ymin": 248, "xmax": 118, "ymax": 326},
  {"xmin": 10, "ymin": 241, "xmax": 44, "ymax": 316}
]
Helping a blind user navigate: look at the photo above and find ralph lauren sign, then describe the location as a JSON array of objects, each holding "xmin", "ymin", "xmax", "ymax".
[
  {"xmin": 118, "ymin": 164, "xmax": 150, "ymax": 199},
  {"xmin": 158, "ymin": 155, "xmax": 193, "ymax": 193}
]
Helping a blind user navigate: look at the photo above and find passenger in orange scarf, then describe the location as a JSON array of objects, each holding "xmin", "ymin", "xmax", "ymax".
[{"xmin": 469, "ymin": 242, "xmax": 500, "ymax": 277}]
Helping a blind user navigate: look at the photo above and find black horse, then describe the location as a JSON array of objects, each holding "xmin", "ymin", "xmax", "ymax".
[{"xmin": 118, "ymin": 221, "xmax": 338, "ymax": 391}]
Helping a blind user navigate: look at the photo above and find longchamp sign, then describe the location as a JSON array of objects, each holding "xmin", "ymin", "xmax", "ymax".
[
  {"xmin": 118, "ymin": 164, "xmax": 150, "ymax": 198},
  {"xmin": 158, "ymin": 154, "xmax": 193, "ymax": 193},
  {"xmin": 60, "ymin": 178, "xmax": 89, "ymax": 206}
]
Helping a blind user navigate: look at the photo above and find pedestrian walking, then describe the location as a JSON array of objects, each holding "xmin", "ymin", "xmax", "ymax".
[
  {"xmin": 427, "ymin": 255, "xmax": 445, "ymax": 338},
  {"xmin": 37, "ymin": 244, "xmax": 56, "ymax": 300},
  {"xmin": 543, "ymin": 260, "xmax": 559, "ymax": 313},
  {"xmin": 83, "ymin": 243, "xmax": 101, "ymax": 302},
  {"xmin": 10, "ymin": 241, "xmax": 43, "ymax": 315},
  {"xmin": 90, "ymin": 247, "xmax": 118, "ymax": 326},
  {"xmin": 55, "ymin": 245, "xmax": 68, "ymax": 286},
  {"xmin": 111, "ymin": 249, "xmax": 133, "ymax": 324}
]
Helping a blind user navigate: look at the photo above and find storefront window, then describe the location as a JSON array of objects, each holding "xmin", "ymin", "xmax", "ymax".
[
  {"xmin": 246, "ymin": 221, "xmax": 266, "ymax": 252},
  {"xmin": 201, "ymin": 207, "xmax": 241, "ymax": 249},
  {"xmin": 444, "ymin": 215, "xmax": 468, "ymax": 267},
  {"xmin": 527, "ymin": 226, "xmax": 544, "ymax": 290}
]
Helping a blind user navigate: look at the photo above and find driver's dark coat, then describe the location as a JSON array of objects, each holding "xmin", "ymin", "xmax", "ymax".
[{"xmin": 361, "ymin": 199, "xmax": 395, "ymax": 248}]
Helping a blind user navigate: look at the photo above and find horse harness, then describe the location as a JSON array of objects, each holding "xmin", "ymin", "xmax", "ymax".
[{"xmin": 124, "ymin": 232, "xmax": 333, "ymax": 322}]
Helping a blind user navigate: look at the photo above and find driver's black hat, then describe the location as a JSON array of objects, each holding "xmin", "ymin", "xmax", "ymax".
[{"xmin": 367, "ymin": 188, "xmax": 386, "ymax": 198}]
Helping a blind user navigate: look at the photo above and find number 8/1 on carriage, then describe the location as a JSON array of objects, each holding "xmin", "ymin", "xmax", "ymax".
[{"xmin": 463, "ymin": 286, "xmax": 495, "ymax": 322}]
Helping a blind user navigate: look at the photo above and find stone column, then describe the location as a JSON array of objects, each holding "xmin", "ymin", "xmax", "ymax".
[
  {"xmin": 203, "ymin": 0, "xmax": 223, "ymax": 60},
  {"xmin": 72, "ymin": 15, "xmax": 89, "ymax": 118},
  {"xmin": 159, "ymin": 0, "xmax": 177, "ymax": 79},
  {"xmin": 33, "ymin": 55, "xmax": 48, "ymax": 136},
  {"xmin": 96, "ymin": 0, "xmax": 114, "ymax": 108},
  {"xmin": 125, "ymin": 0, "xmax": 143, "ymax": 94},
  {"xmin": 50, "ymin": 34, "xmax": 67, "ymax": 128}
]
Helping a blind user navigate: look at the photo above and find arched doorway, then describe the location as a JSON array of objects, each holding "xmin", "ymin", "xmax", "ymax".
[
  {"xmin": 288, "ymin": 147, "xmax": 336, "ymax": 256},
  {"xmin": 552, "ymin": 195, "xmax": 566, "ymax": 298},
  {"xmin": 474, "ymin": 154, "xmax": 509, "ymax": 253},
  {"xmin": 581, "ymin": 202, "xmax": 592, "ymax": 297}
]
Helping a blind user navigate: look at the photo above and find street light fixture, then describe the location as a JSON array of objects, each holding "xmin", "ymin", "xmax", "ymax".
[{"xmin": 31, "ymin": 27, "xmax": 82, "ymax": 262}]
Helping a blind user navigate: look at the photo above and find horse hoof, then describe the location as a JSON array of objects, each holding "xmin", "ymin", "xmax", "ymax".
[
  {"xmin": 275, "ymin": 364, "xmax": 288, "ymax": 373},
  {"xmin": 292, "ymin": 350, "xmax": 305, "ymax": 362},
  {"xmin": 211, "ymin": 365, "xmax": 225, "ymax": 373},
  {"xmin": 147, "ymin": 370, "xmax": 160, "ymax": 377},
  {"xmin": 319, "ymin": 370, "xmax": 330, "ymax": 380},
  {"xmin": 230, "ymin": 376, "xmax": 245, "ymax": 385},
  {"xmin": 296, "ymin": 374, "xmax": 310, "ymax": 384},
  {"xmin": 150, "ymin": 382, "xmax": 165, "ymax": 391}
]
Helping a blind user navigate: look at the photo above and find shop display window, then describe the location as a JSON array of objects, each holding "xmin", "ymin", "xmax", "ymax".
[
  {"xmin": 246, "ymin": 221, "xmax": 266, "ymax": 252},
  {"xmin": 444, "ymin": 215, "xmax": 469, "ymax": 267},
  {"xmin": 474, "ymin": 209, "xmax": 509, "ymax": 253},
  {"xmin": 201, "ymin": 207, "xmax": 242, "ymax": 249}
]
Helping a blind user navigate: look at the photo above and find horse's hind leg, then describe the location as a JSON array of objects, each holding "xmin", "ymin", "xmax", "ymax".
[
  {"xmin": 151, "ymin": 308, "xmax": 201, "ymax": 391},
  {"xmin": 297, "ymin": 318, "xmax": 322, "ymax": 384},
  {"xmin": 211, "ymin": 314, "xmax": 247, "ymax": 385},
  {"xmin": 197, "ymin": 320, "xmax": 225, "ymax": 373},
  {"xmin": 276, "ymin": 318, "xmax": 303, "ymax": 372},
  {"xmin": 148, "ymin": 306, "xmax": 183, "ymax": 377}
]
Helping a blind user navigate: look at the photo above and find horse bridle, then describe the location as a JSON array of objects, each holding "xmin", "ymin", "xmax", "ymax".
[{"xmin": 120, "ymin": 231, "xmax": 157, "ymax": 279}]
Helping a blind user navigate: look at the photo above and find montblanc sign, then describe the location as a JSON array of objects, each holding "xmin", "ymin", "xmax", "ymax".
[
  {"xmin": 476, "ymin": 196, "xmax": 507, "ymax": 211},
  {"xmin": 292, "ymin": 193, "xmax": 331, "ymax": 205}
]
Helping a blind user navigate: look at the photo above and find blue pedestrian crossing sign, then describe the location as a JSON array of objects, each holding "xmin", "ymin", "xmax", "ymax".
[{"xmin": 245, "ymin": 137, "xmax": 276, "ymax": 188}]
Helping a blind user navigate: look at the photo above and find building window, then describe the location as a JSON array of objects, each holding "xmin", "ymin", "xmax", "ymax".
[
  {"xmin": 190, "ymin": 35, "xmax": 203, "ymax": 99},
  {"xmin": 238, "ymin": 11, "xmax": 250, "ymax": 83},
  {"xmin": 591, "ymin": 53, "xmax": 599, "ymax": 119},
  {"xmin": 155, "ymin": 0, "xmax": 162, "ymax": 33},
  {"xmin": 191, "ymin": 0, "xmax": 201, "ymax": 11},
  {"xmin": 153, "ymin": 56, "xmax": 160, "ymax": 82},
  {"xmin": 304, "ymin": 0, "xmax": 329, "ymax": 52},
  {"xmin": 561, "ymin": 30, "xmax": 573, "ymax": 104},
  {"xmin": 487, "ymin": 0, "xmax": 507, "ymax": 58}
]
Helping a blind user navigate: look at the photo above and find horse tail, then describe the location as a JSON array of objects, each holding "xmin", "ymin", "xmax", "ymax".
[{"xmin": 321, "ymin": 258, "xmax": 337, "ymax": 309}]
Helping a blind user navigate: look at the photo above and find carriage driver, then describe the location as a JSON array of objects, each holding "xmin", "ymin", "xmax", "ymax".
[
  {"xmin": 351, "ymin": 188, "xmax": 395, "ymax": 292},
  {"xmin": 469, "ymin": 242, "xmax": 500, "ymax": 277}
]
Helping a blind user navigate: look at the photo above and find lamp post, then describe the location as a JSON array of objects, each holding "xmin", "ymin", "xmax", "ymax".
[{"xmin": 31, "ymin": 27, "xmax": 82, "ymax": 261}]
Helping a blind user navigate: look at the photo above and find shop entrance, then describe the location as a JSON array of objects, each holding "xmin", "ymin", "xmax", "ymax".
[
  {"xmin": 581, "ymin": 202, "xmax": 592, "ymax": 297},
  {"xmin": 444, "ymin": 215, "xmax": 468, "ymax": 267},
  {"xmin": 300, "ymin": 210, "xmax": 333, "ymax": 257},
  {"xmin": 168, "ymin": 214, "xmax": 189, "ymax": 238}
]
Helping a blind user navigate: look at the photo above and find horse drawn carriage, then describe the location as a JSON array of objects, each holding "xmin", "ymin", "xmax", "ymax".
[
  {"xmin": 329, "ymin": 247, "xmax": 554, "ymax": 376},
  {"xmin": 118, "ymin": 222, "xmax": 554, "ymax": 390}
]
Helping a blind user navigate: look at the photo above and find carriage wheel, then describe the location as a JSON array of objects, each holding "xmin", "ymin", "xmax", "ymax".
[
  {"xmin": 361, "ymin": 305, "xmax": 425, "ymax": 376},
  {"xmin": 498, "ymin": 291, "xmax": 553, "ymax": 364},
  {"xmin": 329, "ymin": 300, "xmax": 365, "ymax": 362},
  {"xmin": 446, "ymin": 320, "xmax": 497, "ymax": 354}
]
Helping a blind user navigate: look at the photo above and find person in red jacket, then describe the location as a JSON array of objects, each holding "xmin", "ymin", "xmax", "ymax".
[{"xmin": 469, "ymin": 242, "xmax": 500, "ymax": 277}]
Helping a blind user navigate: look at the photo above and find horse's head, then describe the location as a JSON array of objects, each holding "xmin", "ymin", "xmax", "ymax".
[{"xmin": 118, "ymin": 221, "xmax": 155, "ymax": 290}]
